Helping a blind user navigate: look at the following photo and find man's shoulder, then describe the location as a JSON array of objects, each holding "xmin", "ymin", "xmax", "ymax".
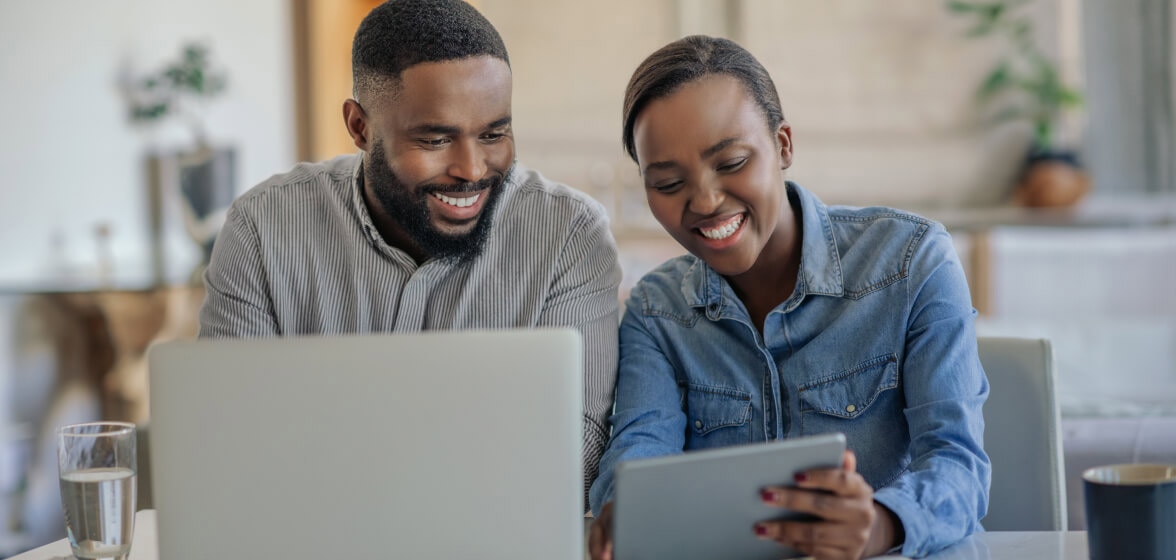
[
  {"xmin": 232, "ymin": 154, "xmax": 358, "ymax": 213},
  {"xmin": 506, "ymin": 164, "xmax": 610, "ymax": 224}
]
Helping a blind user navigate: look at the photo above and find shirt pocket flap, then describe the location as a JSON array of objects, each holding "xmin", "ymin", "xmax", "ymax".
[
  {"xmin": 798, "ymin": 354, "xmax": 899, "ymax": 419},
  {"xmin": 686, "ymin": 384, "xmax": 752, "ymax": 435}
]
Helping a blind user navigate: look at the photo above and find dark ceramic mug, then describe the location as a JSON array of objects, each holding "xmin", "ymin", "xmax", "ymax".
[{"xmin": 1083, "ymin": 464, "xmax": 1176, "ymax": 560}]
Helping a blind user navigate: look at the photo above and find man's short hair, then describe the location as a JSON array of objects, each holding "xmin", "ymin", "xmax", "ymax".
[{"xmin": 352, "ymin": 0, "xmax": 510, "ymax": 101}]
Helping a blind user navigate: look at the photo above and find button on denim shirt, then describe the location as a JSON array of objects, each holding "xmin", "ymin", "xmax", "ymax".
[{"xmin": 591, "ymin": 183, "xmax": 990, "ymax": 558}]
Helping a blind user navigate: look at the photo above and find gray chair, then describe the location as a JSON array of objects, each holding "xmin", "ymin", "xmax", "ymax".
[{"xmin": 978, "ymin": 336, "xmax": 1068, "ymax": 531}]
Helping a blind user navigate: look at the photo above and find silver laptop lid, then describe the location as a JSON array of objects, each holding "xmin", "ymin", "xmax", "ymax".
[{"xmin": 148, "ymin": 329, "xmax": 583, "ymax": 560}]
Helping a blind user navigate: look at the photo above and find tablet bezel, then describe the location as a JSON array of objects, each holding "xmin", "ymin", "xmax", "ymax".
[{"xmin": 613, "ymin": 432, "xmax": 847, "ymax": 560}]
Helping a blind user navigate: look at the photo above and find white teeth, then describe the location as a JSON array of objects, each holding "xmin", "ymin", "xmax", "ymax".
[
  {"xmin": 432, "ymin": 192, "xmax": 481, "ymax": 208},
  {"xmin": 700, "ymin": 214, "xmax": 744, "ymax": 240}
]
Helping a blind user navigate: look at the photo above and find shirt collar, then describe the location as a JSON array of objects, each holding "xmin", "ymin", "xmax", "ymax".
[
  {"xmin": 347, "ymin": 152, "xmax": 383, "ymax": 249},
  {"xmin": 681, "ymin": 181, "xmax": 846, "ymax": 312}
]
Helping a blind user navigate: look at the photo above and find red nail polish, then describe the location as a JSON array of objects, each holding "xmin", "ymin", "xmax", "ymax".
[
  {"xmin": 760, "ymin": 489, "xmax": 776, "ymax": 501},
  {"xmin": 794, "ymin": 472, "xmax": 808, "ymax": 483},
  {"xmin": 755, "ymin": 525, "xmax": 767, "ymax": 536}
]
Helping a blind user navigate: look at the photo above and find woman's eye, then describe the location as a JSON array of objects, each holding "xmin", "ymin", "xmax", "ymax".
[
  {"xmin": 718, "ymin": 158, "xmax": 748, "ymax": 172},
  {"xmin": 651, "ymin": 181, "xmax": 683, "ymax": 193},
  {"xmin": 480, "ymin": 132, "xmax": 507, "ymax": 142}
]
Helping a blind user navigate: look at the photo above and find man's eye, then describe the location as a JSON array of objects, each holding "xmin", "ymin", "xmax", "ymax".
[
  {"xmin": 481, "ymin": 127, "xmax": 512, "ymax": 142},
  {"xmin": 420, "ymin": 138, "xmax": 450, "ymax": 147}
]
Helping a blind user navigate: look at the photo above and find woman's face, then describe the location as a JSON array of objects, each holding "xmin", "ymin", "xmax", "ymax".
[{"xmin": 632, "ymin": 74, "xmax": 794, "ymax": 277}]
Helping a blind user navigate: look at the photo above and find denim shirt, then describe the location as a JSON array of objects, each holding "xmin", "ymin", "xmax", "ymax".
[{"xmin": 591, "ymin": 183, "xmax": 990, "ymax": 558}]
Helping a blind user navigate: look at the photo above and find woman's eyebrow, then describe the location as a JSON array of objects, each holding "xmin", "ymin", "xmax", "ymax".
[{"xmin": 642, "ymin": 137, "xmax": 741, "ymax": 175}]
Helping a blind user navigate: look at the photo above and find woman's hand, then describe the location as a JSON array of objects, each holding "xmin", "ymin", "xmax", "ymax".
[
  {"xmin": 754, "ymin": 450, "xmax": 902, "ymax": 559},
  {"xmin": 588, "ymin": 501, "xmax": 615, "ymax": 560}
]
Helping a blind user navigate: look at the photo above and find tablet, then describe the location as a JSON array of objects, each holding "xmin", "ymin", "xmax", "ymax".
[{"xmin": 613, "ymin": 432, "xmax": 847, "ymax": 560}]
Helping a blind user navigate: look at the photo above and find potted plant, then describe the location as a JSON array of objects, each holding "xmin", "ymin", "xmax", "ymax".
[
  {"xmin": 121, "ymin": 43, "xmax": 236, "ymax": 283},
  {"xmin": 948, "ymin": 0, "xmax": 1089, "ymax": 207}
]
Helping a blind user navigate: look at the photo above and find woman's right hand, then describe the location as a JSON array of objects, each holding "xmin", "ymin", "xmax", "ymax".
[{"xmin": 588, "ymin": 501, "xmax": 615, "ymax": 560}]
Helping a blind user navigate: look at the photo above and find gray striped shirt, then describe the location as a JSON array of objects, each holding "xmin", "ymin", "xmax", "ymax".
[{"xmin": 198, "ymin": 153, "xmax": 621, "ymax": 497}]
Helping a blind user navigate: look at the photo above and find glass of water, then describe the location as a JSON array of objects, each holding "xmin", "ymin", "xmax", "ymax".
[{"xmin": 56, "ymin": 422, "xmax": 137, "ymax": 560}]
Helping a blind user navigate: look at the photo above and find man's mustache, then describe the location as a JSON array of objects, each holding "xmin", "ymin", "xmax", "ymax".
[{"xmin": 419, "ymin": 174, "xmax": 502, "ymax": 195}]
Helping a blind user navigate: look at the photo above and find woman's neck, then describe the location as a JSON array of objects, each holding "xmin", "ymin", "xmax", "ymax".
[{"xmin": 726, "ymin": 194, "xmax": 803, "ymax": 332}]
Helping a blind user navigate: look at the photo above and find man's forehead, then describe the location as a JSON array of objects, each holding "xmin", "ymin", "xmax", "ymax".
[{"xmin": 374, "ymin": 56, "xmax": 512, "ymax": 126}]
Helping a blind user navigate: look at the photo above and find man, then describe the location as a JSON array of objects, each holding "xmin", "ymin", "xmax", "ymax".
[{"xmin": 199, "ymin": 0, "xmax": 621, "ymax": 498}]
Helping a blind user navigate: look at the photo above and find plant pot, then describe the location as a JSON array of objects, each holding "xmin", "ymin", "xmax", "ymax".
[
  {"xmin": 1012, "ymin": 149, "xmax": 1091, "ymax": 208},
  {"xmin": 145, "ymin": 145, "xmax": 237, "ymax": 285}
]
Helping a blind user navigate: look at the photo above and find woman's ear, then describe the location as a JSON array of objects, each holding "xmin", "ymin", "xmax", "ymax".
[
  {"xmin": 776, "ymin": 122, "xmax": 794, "ymax": 170},
  {"xmin": 343, "ymin": 99, "xmax": 370, "ymax": 151}
]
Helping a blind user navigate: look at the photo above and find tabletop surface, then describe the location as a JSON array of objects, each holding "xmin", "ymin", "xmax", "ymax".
[{"xmin": 10, "ymin": 510, "xmax": 1088, "ymax": 560}]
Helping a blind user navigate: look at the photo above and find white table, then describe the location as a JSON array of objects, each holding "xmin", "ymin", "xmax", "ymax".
[
  {"xmin": 8, "ymin": 510, "xmax": 156, "ymax": 560},
  {"xmin": 10, "ymin": 510, "xmax": 1088, "ymax": 560}
]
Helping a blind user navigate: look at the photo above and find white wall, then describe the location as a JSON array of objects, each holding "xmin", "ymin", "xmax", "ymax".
[
  {"xmin": 0, "ymin": 0, "xmax": 296, "ymax": 286},
  {"xmin": 479, "ymin": 0, "xmax": 1077, "ymax": 235}
]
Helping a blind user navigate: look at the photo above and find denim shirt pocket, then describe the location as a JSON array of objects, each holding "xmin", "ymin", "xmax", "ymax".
[
  {"xmin": 684, "ymin": 383, "xmax": 753, "ymax": 450},
  {"xmin": 797, "ymin": 354, "xmax": 900, "ymax": 434}
]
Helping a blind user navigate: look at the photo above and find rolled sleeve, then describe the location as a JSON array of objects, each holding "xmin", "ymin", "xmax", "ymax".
[
  {"xmin": 589, "ymin": 294, "xmax": 689, "ymax": 515},
  {"xmin": 881, "ymin": 226, "xmax": 990, "ymax": 558}
]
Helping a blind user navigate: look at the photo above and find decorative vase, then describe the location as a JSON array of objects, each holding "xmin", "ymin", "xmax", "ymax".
[
  {"xmin": 145, "ymin": 145, "xmax": 237, "ymax": 285},
  {"xmin": 1012, "ymin": 149, "xmax": 1091, "ymax": 208}
]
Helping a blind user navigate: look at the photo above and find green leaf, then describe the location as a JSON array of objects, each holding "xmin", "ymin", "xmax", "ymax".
[
  {"xmin": 131, "ymin": 102, "xmax": 170, "ymax": 122},
  {"xmin": 988, "ymin": 106, "xmax": 1030, "ymax": 124},
  {"xmin": 978, "ymin": 61, "xmax": 1012, "ymax": 100},
  {"xmin": 1057, "ymin": 88, "xmax": 1083, "ymax": 108},
  {"xmin": 947, "ymin": 1, "xmax": 983, "ymax": 13}
]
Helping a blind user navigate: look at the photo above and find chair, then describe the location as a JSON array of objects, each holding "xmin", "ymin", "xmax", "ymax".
[{"xmin": 978, "ymin": 336, "xmax": 1068, "ymax": 531}]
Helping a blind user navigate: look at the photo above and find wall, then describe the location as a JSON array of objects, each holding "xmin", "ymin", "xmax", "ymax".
[
  {"xmin": 481, "ymin": 0, "xmax": 1076, "ymax": 237},
  {"xmin": 0, "ymin": 0, "xmax": 296, "ymax": 286}
]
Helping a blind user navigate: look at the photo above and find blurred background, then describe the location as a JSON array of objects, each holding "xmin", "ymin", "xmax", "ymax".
[{"xmin": 1, "ymin": 0, "xmax": 1174, "ymax": 555}]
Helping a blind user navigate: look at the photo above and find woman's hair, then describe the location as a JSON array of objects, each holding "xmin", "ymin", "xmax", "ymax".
[{"xmin": 622, "ymin": 35, "xmax": 785, "ymax": 162}]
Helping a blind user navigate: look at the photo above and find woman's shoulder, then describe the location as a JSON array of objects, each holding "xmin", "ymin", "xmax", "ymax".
[
  {"xmin": 824, "ymin": 203, "xmax": 941, "ymax": 235},
  {"xmin": 625, "ymin": 254, "xmax": 704, "ymax": 317},
  {"xmin": 825, "ymin": 204, "xmax": 952, "ymax": 261}
]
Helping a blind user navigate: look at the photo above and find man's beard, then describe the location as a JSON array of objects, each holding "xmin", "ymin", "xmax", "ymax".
[{"xmin": 365, "ymin": 139, "xmax": 509, "ymax": 262}]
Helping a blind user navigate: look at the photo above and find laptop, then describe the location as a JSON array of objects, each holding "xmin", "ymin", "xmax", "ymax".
[
  {"xmin": 147, "ymin": 329, "xmax": 583, "ymax": 560},
  {"xmin": 613, "ymin": 433, "xmax": 846, "ymax": 560}
]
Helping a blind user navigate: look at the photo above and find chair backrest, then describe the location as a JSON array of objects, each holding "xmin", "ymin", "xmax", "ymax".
[{"xmin": 978, "ymin": 336, "xmax": 1068, "ymax": 531}]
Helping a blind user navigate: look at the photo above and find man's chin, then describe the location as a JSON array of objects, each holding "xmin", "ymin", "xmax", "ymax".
[{"xmin": 429, "ymin": 216, "xmax": 480, "ymax": 237}]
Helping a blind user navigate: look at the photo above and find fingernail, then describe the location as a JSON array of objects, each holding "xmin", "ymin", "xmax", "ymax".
[
  {"xmin": 760, "ymin": 489, "xmax": 776, "ymax": 502},
  {"xmin": 754, "ymin": 524, "xmax": 767, "ymax": 536},
  {"xmin": 794, "ymin": 472, "xmax": 808, "ymax": 483}
]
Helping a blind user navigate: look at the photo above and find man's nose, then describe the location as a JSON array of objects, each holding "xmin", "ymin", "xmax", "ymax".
[{"xmin": 447, "ymin": 139, "xmax": 488, "ymax": 183}]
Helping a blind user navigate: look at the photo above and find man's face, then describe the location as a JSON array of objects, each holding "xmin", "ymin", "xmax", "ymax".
[{"xmin": 360, "ymin": 56, "xmax": 515, "ymax": 261}]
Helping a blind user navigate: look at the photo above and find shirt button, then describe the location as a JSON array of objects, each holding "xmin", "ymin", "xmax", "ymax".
[
  {"xmin": 694, "ymin": 420, "xmax": 703, "ymax": 430},
  {"xmin": 845, "ymin": 404, "xmax": 857, "ymax": 413}
]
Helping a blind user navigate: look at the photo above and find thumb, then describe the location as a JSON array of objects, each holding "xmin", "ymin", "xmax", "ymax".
[{"xmin": 842, "ymin": 449, "xmax": 858, "ymax": 472}]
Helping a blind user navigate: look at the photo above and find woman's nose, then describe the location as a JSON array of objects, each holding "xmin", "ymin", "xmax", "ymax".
[{"xmin": 687, "ymin": 181, "xmax": 724, "ymax": 216}]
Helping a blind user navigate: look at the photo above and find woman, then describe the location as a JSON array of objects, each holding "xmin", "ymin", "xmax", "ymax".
[{"xmin": 588, "ymin": 36, "xmax": 990, "ymax": 560}]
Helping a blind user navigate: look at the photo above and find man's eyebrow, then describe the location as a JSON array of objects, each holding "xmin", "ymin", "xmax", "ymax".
[
  {"xmin": 407, "ymin": 116, "xmax": 511, "ymax": 136},
  {"xmin": 485, "ymin": 116, "xmax": 512, "ymax": 130},
  {"xmin": 407, "ymin": 123, "xmax": 461, "ymax": 136},
  {"xmin": 641, "ymin": 137, "xmax": 741, "ymax": 175}
]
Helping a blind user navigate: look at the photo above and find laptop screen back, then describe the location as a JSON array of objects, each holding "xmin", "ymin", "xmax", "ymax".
[{"xmin": 147, "ymin": 329, "xmax": 583, "ymax": 560}]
